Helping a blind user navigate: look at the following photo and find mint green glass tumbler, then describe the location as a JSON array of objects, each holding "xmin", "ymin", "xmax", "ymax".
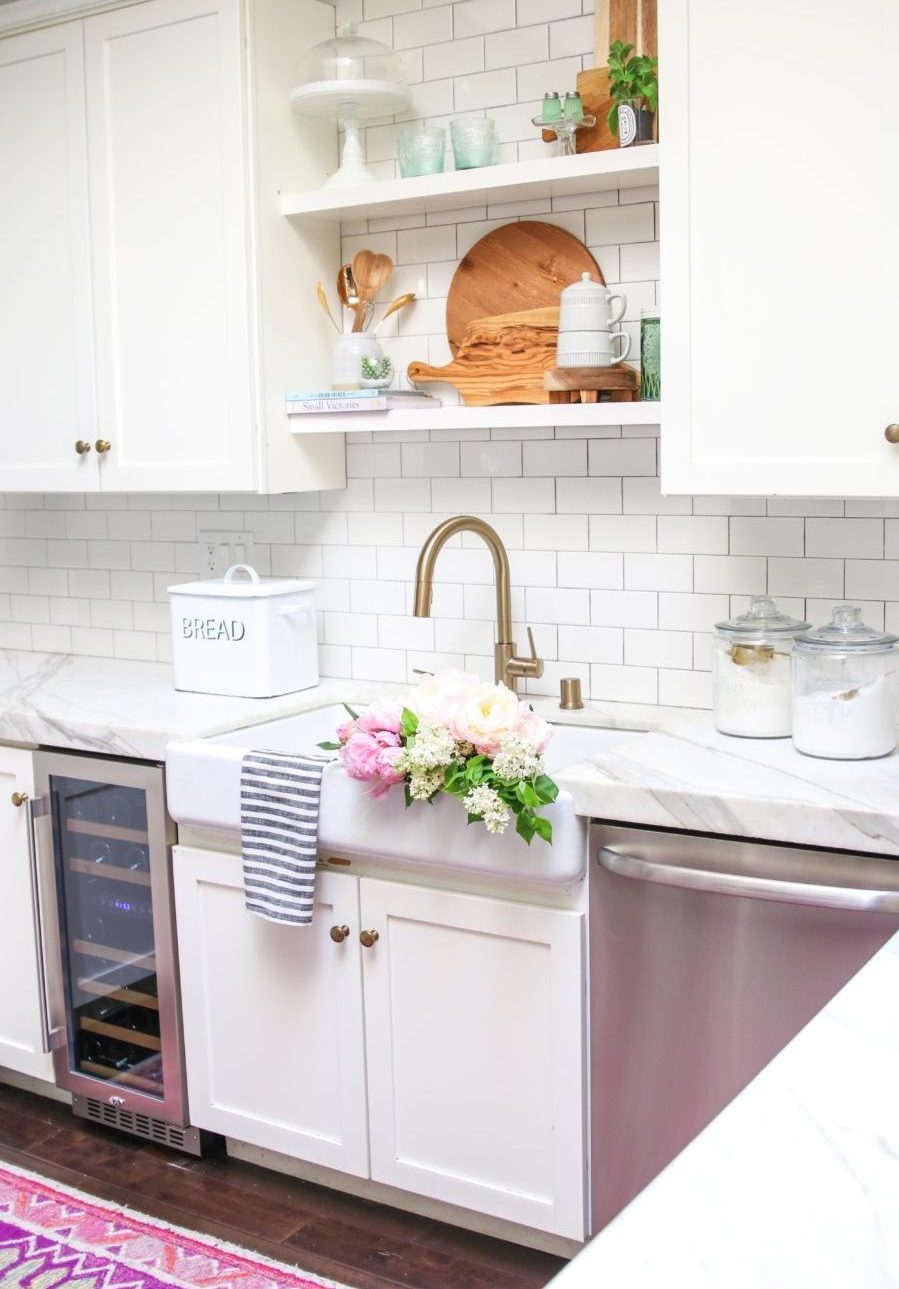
[
  {"xmin": 640, "ymin": 307, "xmax": 661, "ymax": 401},
  {"xmin": 450, "ymin": 117, "xmax": 498, "ymax": 170},
  {"xmin": 397, "ymin": 126, "xmax": 446, "ymax": 177}
]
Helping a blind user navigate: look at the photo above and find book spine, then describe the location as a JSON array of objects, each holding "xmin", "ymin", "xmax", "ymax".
[
  {"xmin": 284, "ymin": 389, "xmax": 380, "ymax": 402},
  {"xmin": 285, "ymin": 399, "xmax": 388, "ymax": 414}
]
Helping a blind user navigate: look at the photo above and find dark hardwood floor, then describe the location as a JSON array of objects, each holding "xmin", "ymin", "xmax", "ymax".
[{"xmin": 0, "ymin": 1083, "xmax": 567, "ymax": 1288}]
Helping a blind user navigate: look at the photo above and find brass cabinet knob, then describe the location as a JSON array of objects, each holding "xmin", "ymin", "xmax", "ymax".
[
  {"xmin": 886, "ymin": 424, "xmax": 899, "ymax": 444},
  {"xmin": 359, "ymin": 930, "xmax": 379, "ymax": 949},
  {"xmin": 10, "ymin": 791, "xmax": 28, "ymax": 807},
  {"xmin": 95, "ymin": 439, "xmax": 111, "ymax": 454},
  {"xmin": 329, "ymin": 924, "xmax": 350, "ymax": 943},
  {"xmin": 74, "ymin": 440, "xmax": 92, "ymax": 455}
]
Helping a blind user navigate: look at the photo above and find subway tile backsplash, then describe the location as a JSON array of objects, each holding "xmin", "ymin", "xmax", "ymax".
[{"xmin": 2, "ymin": 0, "xmax": 897, "ymax": 711}]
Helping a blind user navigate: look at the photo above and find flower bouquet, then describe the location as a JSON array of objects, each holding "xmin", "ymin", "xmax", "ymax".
[{"xmin": 320, "ymin": 671, "xmax": 559, "ymax": 845}]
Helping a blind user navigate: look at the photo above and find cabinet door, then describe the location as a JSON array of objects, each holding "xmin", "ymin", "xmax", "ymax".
[
  {"xmin": 0, "ymin": 749, "xmax": 55, "ymax": 1080},
  {"xmin": 0, "ymin": 23, "xmax": 99, "ymax": 492},
  {"xmin": 173, "ymin": 848, "xmax": 369, "ymax": 1175},
  {"xmin": 660, "ymin": 0, "xmax": 899, "ymax": 496},
  {"xmin": 360, "ymin": 879, "xmax": 586, "ymax": 1239},
  {"xmin": 84, "ymin": 0, "xmax": 255, "ymax": 492}
]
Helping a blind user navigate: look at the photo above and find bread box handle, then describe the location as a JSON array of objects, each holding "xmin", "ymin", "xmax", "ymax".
[{"xmin": 223, "ymin": 564, "xmax": 261, "ymax": 586}]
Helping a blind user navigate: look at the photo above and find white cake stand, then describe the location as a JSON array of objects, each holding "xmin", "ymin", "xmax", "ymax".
[{"xmin": 290, "ymin": 80, "xmax": 412, "ymax": 188}]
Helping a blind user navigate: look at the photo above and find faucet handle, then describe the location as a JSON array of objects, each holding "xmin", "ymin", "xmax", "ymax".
[{"xmin": 504, "ymin": 626, "xmax": 544, "ymax": 682}]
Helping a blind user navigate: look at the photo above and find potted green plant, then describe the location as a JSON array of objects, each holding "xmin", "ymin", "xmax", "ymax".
[{"xmin": 606, "ymin": 40, "xmax": 658, "ymax": 147}]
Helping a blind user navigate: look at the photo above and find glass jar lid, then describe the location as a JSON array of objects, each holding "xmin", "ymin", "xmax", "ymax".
[
  {"xmin": 715, "ymin": 595, "xmax": 809, "ymax": 639},
  {"xmin": 794, "ymin": 604, "xmax": 898, "ymax": 653}
]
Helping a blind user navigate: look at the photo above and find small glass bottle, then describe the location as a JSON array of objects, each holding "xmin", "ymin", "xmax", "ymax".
[
  {"xmin": 542, "ymin": 91, "xmax": 562, "ymax": 123},
  {"xmin": 562, "ymin": 91, "xmax": 584, "ymax": 122}
]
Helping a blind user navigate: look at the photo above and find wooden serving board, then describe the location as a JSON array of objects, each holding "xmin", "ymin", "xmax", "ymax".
[
  {"xmin": 572, "ymin": 0, "xmax": 658, "ymax": 154},
  {"xmin": 446, "ymin": 222, "xmax": 601, "ymax": 356},
  {"xmin": 409, "ymin": 307, "xmax": 560, "ymax": 406}
]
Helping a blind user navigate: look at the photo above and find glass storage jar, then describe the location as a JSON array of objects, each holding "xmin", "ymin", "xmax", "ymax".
[
  {"xmin": 791, "ymin": 605, "xmax": 899, "ymax": 760},
  {"xmin": 713, "ymin": 596, "xmax": 809, "ymax": 738}
]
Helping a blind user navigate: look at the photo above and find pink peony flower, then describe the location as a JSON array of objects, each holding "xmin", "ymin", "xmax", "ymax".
[
  {"xmin": 355, "ymin": 701, "xmax": 404, "ymax": 737},
  {"xmin": 339, "ymin": 731, "xmax": 382, "ymax": 781},
  {"xmin": 336, "ymin": 719, "xmax": 356, "ymax": 744},
  {"xmin": 516, "ymin": 708, "xmax": 553, "ymax": 754},
  {"xmin": 375, "ymin": 743, "xmax": 406, "ymax": 785}
]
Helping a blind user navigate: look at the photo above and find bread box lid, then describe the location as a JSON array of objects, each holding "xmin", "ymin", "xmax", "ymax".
[{"xmin": 168, "ymin": 564, "xmax": 315, "ymax": 600}]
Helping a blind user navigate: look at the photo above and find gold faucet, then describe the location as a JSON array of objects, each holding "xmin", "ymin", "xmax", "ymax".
[{"xmin": 413, "ymin": 515, "xmax": 544, "ymax": 694}]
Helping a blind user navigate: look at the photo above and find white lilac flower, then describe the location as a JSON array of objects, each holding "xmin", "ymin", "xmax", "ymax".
[
  {"xmin": 409, "ymin": 767, "xmax": 444, "ymax": 800},
  {"xmin": 462, "ymin": 784, "xmax": 511, "ymax": 835},
  {"xmin": 406, "ymin": 719, "xmax": 457, "ymax": 771},
  {"xmin": 491, "ymin": 734, "xmax": 543, "ymax": 784}
]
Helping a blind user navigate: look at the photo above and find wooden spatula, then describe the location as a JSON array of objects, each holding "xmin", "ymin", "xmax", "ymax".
[{"xmin": 351, "ymin": 250, "xmax": 394, "ymax": 332}]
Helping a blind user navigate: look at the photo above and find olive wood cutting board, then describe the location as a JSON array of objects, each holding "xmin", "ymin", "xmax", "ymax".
[
  {"xmin": 409, "ymin": 307, "xmax": 561, "ymax": 406},
  {"xmin": 445, "ymin": 222, "xmax": 602, "ymax": 355}
]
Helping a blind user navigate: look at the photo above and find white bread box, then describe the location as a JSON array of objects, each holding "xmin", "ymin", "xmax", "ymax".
[{"xmin": 168, "ymin": 564, "xmax": 318, "ymax": 698}]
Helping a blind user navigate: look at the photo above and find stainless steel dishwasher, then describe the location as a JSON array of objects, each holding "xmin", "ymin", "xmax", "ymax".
[{"xmin": 589, "ymin": 822, "xmax": 899, "ymax": 1233}]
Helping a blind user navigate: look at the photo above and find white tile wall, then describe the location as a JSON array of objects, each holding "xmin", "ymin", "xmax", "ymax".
[{"xmin": 2, "ymin": 0, "xmax": 899, "ymax": 711}]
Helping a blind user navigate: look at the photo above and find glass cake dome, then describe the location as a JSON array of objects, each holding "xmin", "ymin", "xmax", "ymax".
[{"xmin": 289, "ymin": 24, "xmax": 411, "ymax": 188}]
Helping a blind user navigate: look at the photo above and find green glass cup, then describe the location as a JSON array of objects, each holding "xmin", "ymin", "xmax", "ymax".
[{"xmin": 640, "ymin": 308, "xmax": 661, "ymax": 401}]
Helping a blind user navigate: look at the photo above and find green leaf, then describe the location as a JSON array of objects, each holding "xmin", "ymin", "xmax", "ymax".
[
  {"xmin": 516, "ymin": 781, "xmax": 540, "ymax": 808},
  {"xmin": 400, "ymin": 707, "xmax": 419, "ymax": 739},
  {"xmin": 317, "ymin": 740, "xmax": 342, "ymax": 751},
  {"xmin": 404, "ymin": 784, "xmax": 412, "ymax": 809},
  {"xmin": 342, "ymin": 702, "xmax": 359, "ymax": 721},
  {"xmin": 534, "ymin": 774, "xmax": 559, "ymax": 803},
  {"xmin": 515, "ymin": 810, "xmax": 536, "ymax": 845},
  {"xmin": 532, "ymin": 815, "xmax": 553, "ymax": 844},
  {"xmin": 606, "ymin": 102, "xmax": 620, "ymax": 135}
]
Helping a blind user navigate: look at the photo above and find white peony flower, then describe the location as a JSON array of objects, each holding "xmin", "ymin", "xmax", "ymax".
[{"xmin": 451, "ymin": 681, "xmax": 522, "ymax": 757}]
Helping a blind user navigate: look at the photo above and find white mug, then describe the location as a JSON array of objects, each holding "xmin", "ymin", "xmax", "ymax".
[
  {"xmin": 558, "ymin": 273, "xmax": 627, "ymax": 332},
  {"xmin": 556, "ymin": 327, "xmax": 631, "ymax": 369}
]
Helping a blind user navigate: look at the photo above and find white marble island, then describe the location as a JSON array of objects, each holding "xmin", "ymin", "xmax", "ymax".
[{"xmin": 549, "ymin": 931, "xmax": 899, "ymax": 1288}]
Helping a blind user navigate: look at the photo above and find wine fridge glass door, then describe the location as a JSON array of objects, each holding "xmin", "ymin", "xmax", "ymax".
[
  {"xmin": 34, "ymin": 752, "xmax": 186, "ymax": 1127},
  {"xmin": 51, "ymin": 775, "xmax": 165, "ymax": 1099}
]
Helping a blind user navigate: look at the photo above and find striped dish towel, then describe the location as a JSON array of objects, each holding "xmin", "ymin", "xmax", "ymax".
[{"xmin": 240, "ymin": 749, "xmax": 334, "ymax": 925}]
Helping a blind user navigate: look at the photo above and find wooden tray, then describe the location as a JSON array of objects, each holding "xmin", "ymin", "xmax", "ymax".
[{"xmin": 446, "ymin": 222, "xmax": 601, "ymax": 355}]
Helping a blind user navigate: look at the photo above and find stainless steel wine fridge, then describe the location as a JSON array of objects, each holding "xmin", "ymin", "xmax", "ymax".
[{"xmin": 30, "ymin": 750, "xmax": 207, "ymax": 1154}]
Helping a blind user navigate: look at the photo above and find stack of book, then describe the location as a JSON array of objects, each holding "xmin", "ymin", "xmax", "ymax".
[{"xmin": 285, "ymin": 389, "xmax": 440, "ymax": 415}]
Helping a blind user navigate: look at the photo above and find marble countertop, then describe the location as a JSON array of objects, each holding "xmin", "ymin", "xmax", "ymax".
[
  {"xmin": 0, "ymin": 650, "xmax": 678, "ymax": 763},
  {"xmin": 549, "ymin": 931, "xmax": 899, "ymax": 1289},
  {"xmin": 556, "ymin": 716, "xmax": 899, "ymax": 857}
]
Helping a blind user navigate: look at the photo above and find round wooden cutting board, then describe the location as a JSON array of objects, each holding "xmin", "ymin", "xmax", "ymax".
[{"xmin": 446, "ymin": 221, "xmax": 603, "ymax": 355}]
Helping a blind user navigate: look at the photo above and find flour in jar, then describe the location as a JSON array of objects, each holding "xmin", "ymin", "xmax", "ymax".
[
  {"xmin": 792, "ymin": 672, "xmax": 899, "ymax": 759},
  {"xmin": 714, "ymin": 645, "xmax": 793, "ymax": 738}
]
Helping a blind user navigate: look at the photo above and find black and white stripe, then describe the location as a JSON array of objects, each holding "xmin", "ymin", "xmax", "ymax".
[{"xmin": 240, "ymin": 749, "xmax": 333, "ymax": 925}]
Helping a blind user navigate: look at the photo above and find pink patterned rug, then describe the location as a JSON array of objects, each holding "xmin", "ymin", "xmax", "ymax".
[{"xmin": 0, "ymin": 1160, "xmax": 352, "ymax": 1288}]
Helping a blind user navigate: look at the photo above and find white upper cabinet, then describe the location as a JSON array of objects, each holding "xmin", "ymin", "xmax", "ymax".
[
  {"xmin": 660, "ymin": 0, "xmax": 899, "ymax": 496},
  {"xmin": 0, "ymin": 23, "xmax": 97, "ymax": 491},
  {"xmin": 84, "ymin": 0, "xmax": 253, "ymax": 492},
  {"xmin": 0, "ymin": 0, "xmax": 344, "ymax": 493}
]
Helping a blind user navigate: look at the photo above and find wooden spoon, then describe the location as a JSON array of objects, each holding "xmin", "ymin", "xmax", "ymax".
[
  {"xmin": 372, "ymin": 292, "xmax": 416, "ymax": 335},
  {"xmin": 316, "ymin": 281, "xmax": 339, "ymax": 333},
  {"xmin": 351, "ymin": 250, "xmax": 394, "ymax": 331}
]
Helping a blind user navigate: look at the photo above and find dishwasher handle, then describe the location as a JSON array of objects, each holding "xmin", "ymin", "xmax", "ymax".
[{"xmin": 598, "ymin": 844, "xmax": 899, "ymax": 913}]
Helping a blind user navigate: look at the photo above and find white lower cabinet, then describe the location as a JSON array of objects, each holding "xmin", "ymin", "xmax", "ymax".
[
  {"xmin": 172, "ymin": 848, "xmax": 369, "ymax": 1176},
  {"xmin": 174, "ymin": 846, "xmax": 586, "ymax": 1240},
  {"xmin": 0, "ymin": 748, "xmax": 55, "ymax": 1081}
]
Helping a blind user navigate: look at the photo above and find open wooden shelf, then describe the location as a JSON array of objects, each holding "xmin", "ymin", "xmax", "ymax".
[
  {"xmin": 279, "ymin": 145, "xmax": 659, "ymax": 223},
  {"xmin": 291, "ymin": 401, "xmax": 662, "ymax": 435}
]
